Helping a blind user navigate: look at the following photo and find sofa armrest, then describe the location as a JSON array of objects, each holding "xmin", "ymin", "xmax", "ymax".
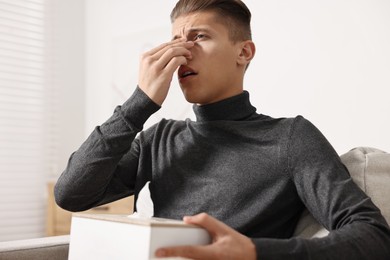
[
  {"xmin": 0, "ymin": 235, "xmax": 69, "ymax": 260},
  {"xmin": 294, "ymin": 147, "xmax": 390, "ymax": 238}
]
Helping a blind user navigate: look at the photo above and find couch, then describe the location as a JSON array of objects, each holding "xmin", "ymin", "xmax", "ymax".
[
  {"xmin": 0, "ymin": 235, "xmax": 69, "ymax": 260},
  {"xmin": 0, "ymin": 147, "xmax": 389, "ymax": 260}
]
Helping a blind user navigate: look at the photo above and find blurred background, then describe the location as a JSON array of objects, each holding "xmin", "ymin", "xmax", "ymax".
[{"xmin": 0, "ymin": 0, "xmax": 389, "ymax": 242}]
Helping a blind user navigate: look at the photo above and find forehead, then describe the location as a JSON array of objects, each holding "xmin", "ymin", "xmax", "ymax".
[{"xmin": 171, "ymin": 11, "xmax": 228, "ymax": 38}]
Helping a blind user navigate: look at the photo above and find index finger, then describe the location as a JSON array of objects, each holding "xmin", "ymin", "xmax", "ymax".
[
  {"xmin": 144, "ymin": 38, "xmax": 185, "ymax": 56},
  {"xmin": 155, "ymin": 244, "xmax": 216, "ymax": 259}
]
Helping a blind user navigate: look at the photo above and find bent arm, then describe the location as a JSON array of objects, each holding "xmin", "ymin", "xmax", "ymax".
[
  {"xmin": 253, "ymin": 116, "xmax": 390, "ymax": 259},
  {"xmin": 54, "ymin": 87, "xmax": 160, "ymax": 212}
]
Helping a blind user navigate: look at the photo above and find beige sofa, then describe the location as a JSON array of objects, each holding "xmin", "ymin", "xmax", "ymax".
[
  {"xmin": 0, "ymin": 147, "xmax": 389, "ymax": 260},
  {"xmin": 0, "ymin": 235, "xmax": 69, "ymax": 260}
]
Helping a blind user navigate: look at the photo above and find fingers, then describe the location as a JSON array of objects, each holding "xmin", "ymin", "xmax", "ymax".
[
  {"xmin": 152, "ymin": 40, "xmax": 194, "ymax": 59},
  {"xmin": 137, "ymin": 39, "xmax": 193, "ymax": 105},
  {"xmin": 153, "ymin": 42, "xmax": 194, "ymax": 71},
  {"xmin": 155, "ymin": 213, "xmax": 257, "ymax": 260},
  {"xmin": 163, "ymin": 56, "xmax": 188, "ymax": 77},
  {"xmin": 143, "ymin": 38, "xmax": 184, "ymax": 56},
  {"xmin": 155, "ymin": 214, "xmax": 226, "ymax": 259},
  {"xmin": 155, "ymin": 245, "xmax": 216, "ymax": 259},
  {"xmin": 183, "ymin": 213, "xmax": 230, "ymax": 238},
  {"xmin": 140, "ymin": 40, "xmax": 193, "ymax": 79},
  {"xmin": 144, "ymin": 40, "xmax": 193, "ymax": 67}
]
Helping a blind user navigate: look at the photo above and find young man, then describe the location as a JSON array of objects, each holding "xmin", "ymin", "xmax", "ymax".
[{"xmin": 55, "ymin": 0, "xmax": 390, "ymax": 259}]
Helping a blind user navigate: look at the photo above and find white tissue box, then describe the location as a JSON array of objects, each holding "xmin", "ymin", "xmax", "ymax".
[{"xmin": 68, "ymin": 213, "xmax": 211, "ymax": 260}]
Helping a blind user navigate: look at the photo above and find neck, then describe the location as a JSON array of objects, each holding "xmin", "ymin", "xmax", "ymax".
[{"xmin": 193, "ymin": 90, "xmax": 256, "ymax": 122}]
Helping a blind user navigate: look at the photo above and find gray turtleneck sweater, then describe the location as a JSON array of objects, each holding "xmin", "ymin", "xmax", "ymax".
[{"xmin": 55, "ymin": 87, "xmax": 390, "ymax": 259}]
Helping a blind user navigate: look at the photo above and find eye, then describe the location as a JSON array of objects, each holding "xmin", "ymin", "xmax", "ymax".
[{"xmin": 194, "ymin": 34, "xmax": 206, "ymax": 41}]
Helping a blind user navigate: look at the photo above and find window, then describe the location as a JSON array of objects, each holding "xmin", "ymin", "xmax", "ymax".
[{"xmin": 0, "ymin": 0, "xmax": 56, "ymax": 241}]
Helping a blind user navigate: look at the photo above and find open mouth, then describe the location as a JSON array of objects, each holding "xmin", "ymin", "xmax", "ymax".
[{"xmin": 178, "ymin": 65, "xmax": 198, "ymax": 79}]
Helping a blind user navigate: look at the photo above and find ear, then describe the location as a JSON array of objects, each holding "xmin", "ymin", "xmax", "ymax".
[{"xmin": 237, "ymin": 40, "xmax": 256, "ymax": 66}]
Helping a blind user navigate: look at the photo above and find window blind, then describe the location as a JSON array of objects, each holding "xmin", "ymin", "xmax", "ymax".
[{"xmin": 0, "ymin": 0, "xmax": 56, "ymax": 242}]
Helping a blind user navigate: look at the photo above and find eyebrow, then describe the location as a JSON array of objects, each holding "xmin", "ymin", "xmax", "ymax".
[{"xmin": 172, "ymin": 27, "xmax": 212, "ymax": 41}]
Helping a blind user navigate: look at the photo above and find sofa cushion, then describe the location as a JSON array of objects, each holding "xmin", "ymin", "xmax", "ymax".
[
  {"xmin": 0, "ymin": 235, "xmax": 69, "ymax": 260},
  {"xmin": 340, "ymin": 147, "xmax": 390, "ymax": 224},
  {"xmin": 294, "ymin": 147, "xmax": 390, "ymax": 238}
]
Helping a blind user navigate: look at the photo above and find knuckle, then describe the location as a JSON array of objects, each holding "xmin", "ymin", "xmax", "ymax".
[
  {"xmin": 171, "ymin": 56, "xmax": 186, "ymax": 65},
  {"xmin": 215, "ymin": 251, "xmax": 225, "ymax": 259},
  {"xmin": 150, "ymin": 66, "xmax": 159, "ymax": 74},
  {"xmin": 198, "ymin": 213, "xmax": 208, "ymax": 222},
  {"xmin": 164, "ymin": 248, "xmax": 173, "ymax": 256},
  {"xmin": 161, "ymin": 42, "xmax": 169, "ymax": 48},
  {"xmin": 144, "ymin": 56, "xmax": 153, "ymax": 64},
  {"xmin": 184, "ymin": 247, "xmax": 194, "ymax": 256},
  {"xmin": 140, "ymin": 53, "xmax": 149, "ymax": 62},
  {"xmin": 166, "ymin": 47, "xmax": 176, "ymax": 56},
  {"xmin": 140, "ymin": 52, "xmax": 149, "ymax": 60}
]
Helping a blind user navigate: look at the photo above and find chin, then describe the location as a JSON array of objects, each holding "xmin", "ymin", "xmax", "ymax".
[
  {"xmin": 180, "ymin": 85, "xmax": 215, "ymax": 105},
  {"xmin": 181, "ymin": 92, "xmax": 204, "ymax": 104},
  {"xmin": 182, "ymin": 93, "xmax": 201, "ymax": 104},
  {"xmin": 185, "ymin": 96, "xmax": 214, "ymax": 105},
  {"xmin": 180, "ymin": 86, "xmax": 198, "ymax": 103}
]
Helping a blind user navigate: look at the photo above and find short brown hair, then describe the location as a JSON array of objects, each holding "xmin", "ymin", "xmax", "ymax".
[{"xmin": 170, "ymin": 0, "xmax": 252, "ymax": 43}]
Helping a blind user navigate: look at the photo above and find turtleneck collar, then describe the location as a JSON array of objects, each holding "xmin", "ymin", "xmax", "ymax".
[{"xmin": 193, "ymin": 91, "xmax": 257, "ymax": 122}]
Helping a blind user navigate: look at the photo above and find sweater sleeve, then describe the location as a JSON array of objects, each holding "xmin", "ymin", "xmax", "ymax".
[
  {"xmin": 252, "ymin": 116, "xmax": 390, "ymax": 259},
  {"xmin": 54, "ymin": 87, "xmax": 160, "ymax": 212}
]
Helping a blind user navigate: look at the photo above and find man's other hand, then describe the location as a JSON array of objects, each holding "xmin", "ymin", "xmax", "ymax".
[
  {"xmin": 138, "ymin": 39, "xmax": 194, "ymax": 106},
  {"xmin": 155, "ymin": 213, "xmax": 257, "ymax": 260}
]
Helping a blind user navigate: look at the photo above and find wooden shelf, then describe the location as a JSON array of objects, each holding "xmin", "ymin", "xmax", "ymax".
[{"xmin": 47, "ymin": 182, "xmax": 134, "ymax": 236}]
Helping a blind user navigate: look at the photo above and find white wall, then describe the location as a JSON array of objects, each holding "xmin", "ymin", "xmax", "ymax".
[
  {"xmin": 85, "ymin": 0, "xmax": 390, "ymax": 154},
  {"xmin": 52, "ymin": 0, "xmax": 86, "ymax": 176}
]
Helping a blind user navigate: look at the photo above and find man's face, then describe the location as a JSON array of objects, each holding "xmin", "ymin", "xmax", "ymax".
[{"xmin": 172, "ymin": 11, "xmax": 244, "ymax": 105}]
